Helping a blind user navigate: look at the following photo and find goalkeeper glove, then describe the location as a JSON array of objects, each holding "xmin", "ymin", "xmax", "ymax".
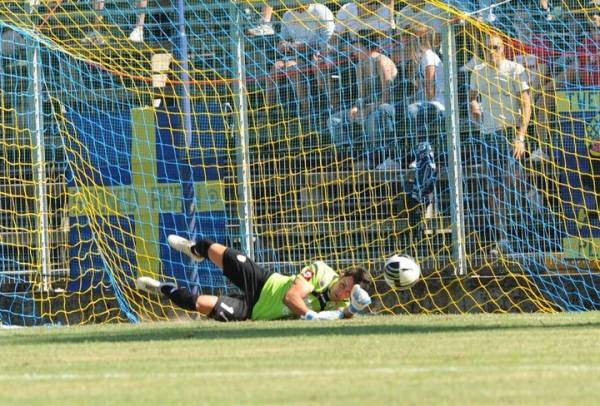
[
  {"xmin": 303, "ymin": 310, "xmax": 344, "ymax": 321},
  {"xmin": 347, "ymin": 284, "xmax": 371, "ymax": 314},
  {"xmin": 303, "ymin": 310, "xmax": 318, "ymax": 320}
]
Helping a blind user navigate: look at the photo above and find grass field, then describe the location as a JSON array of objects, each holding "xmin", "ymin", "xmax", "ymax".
[{"xmin": 2, "ymin": 312, "xmax": 600, "ymax": 405}]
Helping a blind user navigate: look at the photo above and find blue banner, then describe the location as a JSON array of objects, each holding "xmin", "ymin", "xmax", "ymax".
[{"xmin": 64, "ymin": 104, "xmax": 230, "ymax": 291}]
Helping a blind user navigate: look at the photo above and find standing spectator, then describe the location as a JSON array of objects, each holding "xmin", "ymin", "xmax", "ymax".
[
  {"xmin": 328, "ymin": 30, "xmax": 397, "ymax": 167},
  {"xmin": 561, "ymin": 12, "xmax": 600, "ymax": 216},
  {"xmin": 574, "ymin": 13, "xmax": 600, "ymax": 87},
  {"xmin": 458, "ymin": 0, "xmax": 562, "ymax": 23},
  {"xmin": 404, "ymin": 32, "xmax": 446, "ymax": 219},
  {"xmin": 0, "ymin": 28, "xmax": 25, "ymax": 82},
  {"xmin": 394, "ymin": 0, "xmax": 446, "ymax": 89},
  {"xmin": 266, "ymin": 3, "xmax": 335, "ymax": 115},
  {"xmin": 83, "ymin": 0, "xmax": 105, "ymax": 44},
  {"xmin": 550, "ymin": 10, "xmax": 599, "ymax": 88},
  {"xmin": 510, "ymin": 13, "xmax": 555, "ymax": 161},
  {"xmin": 538, "ymin": 0, "xmax": 562, "ymax": 21},
  {"xmin": 469, "ymin": 34, "xmax": 532, "ymax": 256}
]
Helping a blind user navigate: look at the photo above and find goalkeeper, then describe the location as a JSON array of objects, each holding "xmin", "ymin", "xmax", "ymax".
[{"xmin": 136, "ymin": 235, "xmax": 372, "ymax": 321}]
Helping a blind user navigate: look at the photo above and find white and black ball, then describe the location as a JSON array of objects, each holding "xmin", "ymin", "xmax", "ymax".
[{"xmin": 383, "ymin": 254, "xmax": 421, "ymax": 290}]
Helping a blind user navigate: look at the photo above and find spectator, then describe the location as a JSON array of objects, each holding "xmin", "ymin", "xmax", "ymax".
[
  {"xmin": 406, "ymin": 32, "xmax": 445, "ymax": 127},
  {"xmin": 561, "ymin": 13, "xmax": 600, "ymax": 87},
  {"xmin": 394, "ymin": 0, "xmax": 446, "ymax": 83},
  {"xmin": 334, "ymin": 0, "xmax": 395, "ymax": 44},
  {"xmin": 395, "ymin": 0, "xmax": 447, "ymax": 36},
  {"xmin": 39, "ymin": 1, "xmax": 106, "ymax": 44},
  {"xmin": 328, "ymin": 30, "xmax": 397, "ymax": 167},
  {"xmin": 0, "ymin": 28, "xmax": 26, "ymax": 80},
  {"xmin": 41, "ymin": 1, "xmax": 149, "ymax": 44},
  {"xmin": 455, "ymin": 1, "xmax": 561, "ymax": 24},
  {"xmin": 565, "ymin": 11, "xmax": 600, "ymax": 216},
  {"xmin": 510, "ymin": 12, "xmax": 555, "ymax": 161},
  {"xmin": 450, "ymin": 1, "xmax": 497, "ymax": 23},
  {"xmin": 266, "ymin": 3, "xmax": 335, "ymax": 116},
  {"xmin": 332, "ymin": 1, "xmax": 395, "ymax": 111},
  {"xmin": 538, "ymin": 0, "xmax": 563, "ymax": 21},
  {"xmin": 469, "ymin": 34, "xmax": 533, "ymax": 256},
  {"xmin": 247, "ymin": 5, "xmax": 275, "ymax": 36},
  {"xmin": 400, "ymin": 32, "xmax": 445, "ymax": 219}
]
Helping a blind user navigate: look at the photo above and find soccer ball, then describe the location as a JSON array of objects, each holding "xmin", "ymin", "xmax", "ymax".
[{"xmin": 383, "ymin": 254, "xmax": 421, "ymax": 290}]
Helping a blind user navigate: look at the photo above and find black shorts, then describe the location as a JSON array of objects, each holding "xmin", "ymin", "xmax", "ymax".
[{"xmin": 209, "ymin": 248, "xmax": 273, "ymax": 322}]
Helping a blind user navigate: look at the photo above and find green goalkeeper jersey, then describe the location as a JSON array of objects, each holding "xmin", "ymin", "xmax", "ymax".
[{"xmin": 250, "ymin": 261, "xmax": 349, "ymax": 321}]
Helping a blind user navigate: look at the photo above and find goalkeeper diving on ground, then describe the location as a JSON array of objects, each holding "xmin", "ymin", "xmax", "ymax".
[{"xmin": 135, "ymin": 235, "xmax": 372, "ymax": 321}]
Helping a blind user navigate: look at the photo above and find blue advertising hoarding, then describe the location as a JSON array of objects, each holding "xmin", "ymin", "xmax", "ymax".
[{"xmin": 555, "ymin": 89, "xmax": 600, "ymax": 257}]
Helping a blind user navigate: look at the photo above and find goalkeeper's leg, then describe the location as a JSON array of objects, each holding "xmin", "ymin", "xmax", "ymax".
[
  {"xmin": 166, "ymin": 235, "xmax": 266, "ymax": 318},
  {"xmin": 168, "ymin": 235, "xmax": 228, "ymax": 267},
  {"xmin": 168, "ymin": 234, "xmax": 270, "ymax": 298},
  {"xmin": 136, "ymin": 276, "xmax": 212, "ymax": 312},
  {"xmin": 135, "ymin": 277, "xmax": 250, "ymax": 321}
]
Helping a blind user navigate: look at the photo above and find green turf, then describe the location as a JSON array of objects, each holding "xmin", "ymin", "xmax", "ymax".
[{"xmin": 2, "ymin": 313, "xmax": 600, "ymax": 405}]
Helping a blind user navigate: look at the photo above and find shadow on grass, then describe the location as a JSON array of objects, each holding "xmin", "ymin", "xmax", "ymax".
[{"xmin": 3, "ymin": 318, "xmax": 600, "ymax": 346}]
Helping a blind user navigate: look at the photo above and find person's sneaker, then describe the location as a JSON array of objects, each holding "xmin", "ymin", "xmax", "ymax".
[
  {"xmin": 168, "ymin": 234, "xmax": 205, "ymax": 262},
  {"xmin": 135, "ymin": 276, "xmax": 162, "ymax": 295},
  {"xmin": 423, "ymin": 202, "xmax": 438, "ymax": 220},
  {"xmin": 246, "ymin": 23, "xmax": 275, "ymax": 36},
  {"xmin": 489, "ymin": 239, "xmax": 512, "ymax": 258},
  {"xmin": 544, "ymin": 6, "xmax": 562, "ymax": 22},
  {"xmin": 479, "ymin": 6, "xmax": 496, "ymax": 24},
  {"xmin": 460, "ymin": 56, "xmax": 482, "ymax": 73},
  {"xmin": 529, "ymin": 147, "xmax": 549, "ymax": 162},
  {"xmin": 376, "ymin": 158, "xmax": 402, "ymax": 170},
  {"xmin": 526, "ymin": 189, "xmax": 544, "ymax": 214},
  {"xmin": 128, "ymin": 26, "xmax": 144, "ymax": 43},
  {"xmin": 82, "ymin": 30, "xmax": 105, "ymax": 46}
]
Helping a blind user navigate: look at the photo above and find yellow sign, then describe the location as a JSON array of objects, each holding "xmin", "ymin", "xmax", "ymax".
[
  {"xmin": 586, "ymin": 114, "xmax": 600, "ymax": 157},
  {"xmin": 556, "ymin": 90, "xmax": 600, "ymax": 113},
  {"xmin": 563, "ymin": 237, "xmax": 600, "ymax": 259}
]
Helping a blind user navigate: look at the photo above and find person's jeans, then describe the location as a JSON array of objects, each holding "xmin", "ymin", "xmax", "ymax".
[{"xmin": 328, "ymin": 103, "xmax": 395, "ymax": 161}]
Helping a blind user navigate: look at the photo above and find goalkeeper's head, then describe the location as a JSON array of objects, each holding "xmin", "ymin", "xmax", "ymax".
[{"xmin": 329, "ymin": 267, "xmax": 371, "ymax": 302}]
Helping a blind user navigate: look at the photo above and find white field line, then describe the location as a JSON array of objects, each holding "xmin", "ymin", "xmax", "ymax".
[{"xmin": 1, "ymin": 365, "xmax": 600, "ymax": 382}]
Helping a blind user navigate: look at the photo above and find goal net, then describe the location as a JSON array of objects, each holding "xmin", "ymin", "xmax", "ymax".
[{"xmin": 0, "ymin": 0, "xmax": 598, "ymax": 325}]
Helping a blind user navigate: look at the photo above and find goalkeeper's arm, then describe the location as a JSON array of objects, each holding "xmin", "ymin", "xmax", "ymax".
[
  {"xmin": 283, "ymin": 279, "xmax": 346, "ymax": 321},
  {"xmin": 283, "ymin": 278, "xmax": 317, "ymax": 318}
]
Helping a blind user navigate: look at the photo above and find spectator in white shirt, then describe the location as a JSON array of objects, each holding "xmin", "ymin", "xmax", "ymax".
[
  {"xmin": 266, "ymin": 3, "xmax": 335, "ymax": 115},
  {"xmin": 328, "ymin": 30, "xmax": 397, "ymax": 166},
  {"xmin": 469, "ymin": 35, "xmax": 531, "ymax": 153},
  {"xmin": 406, "ymin": 33, "xmax": 445, "ymax": 124},
  {"xmin": 511, "ymin": 13, "xmax": 555, "ymax": 161},
  {"xmin": 395, "ymin": 0, "xmax": 447, "ymax": 35},
  {"xmin": 334, "ymin": 0, "xmax": 395, "ymax": 41},
  {"xmin": 469, "ymin": 34, "xmax": 533, "ymax": 257}
]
